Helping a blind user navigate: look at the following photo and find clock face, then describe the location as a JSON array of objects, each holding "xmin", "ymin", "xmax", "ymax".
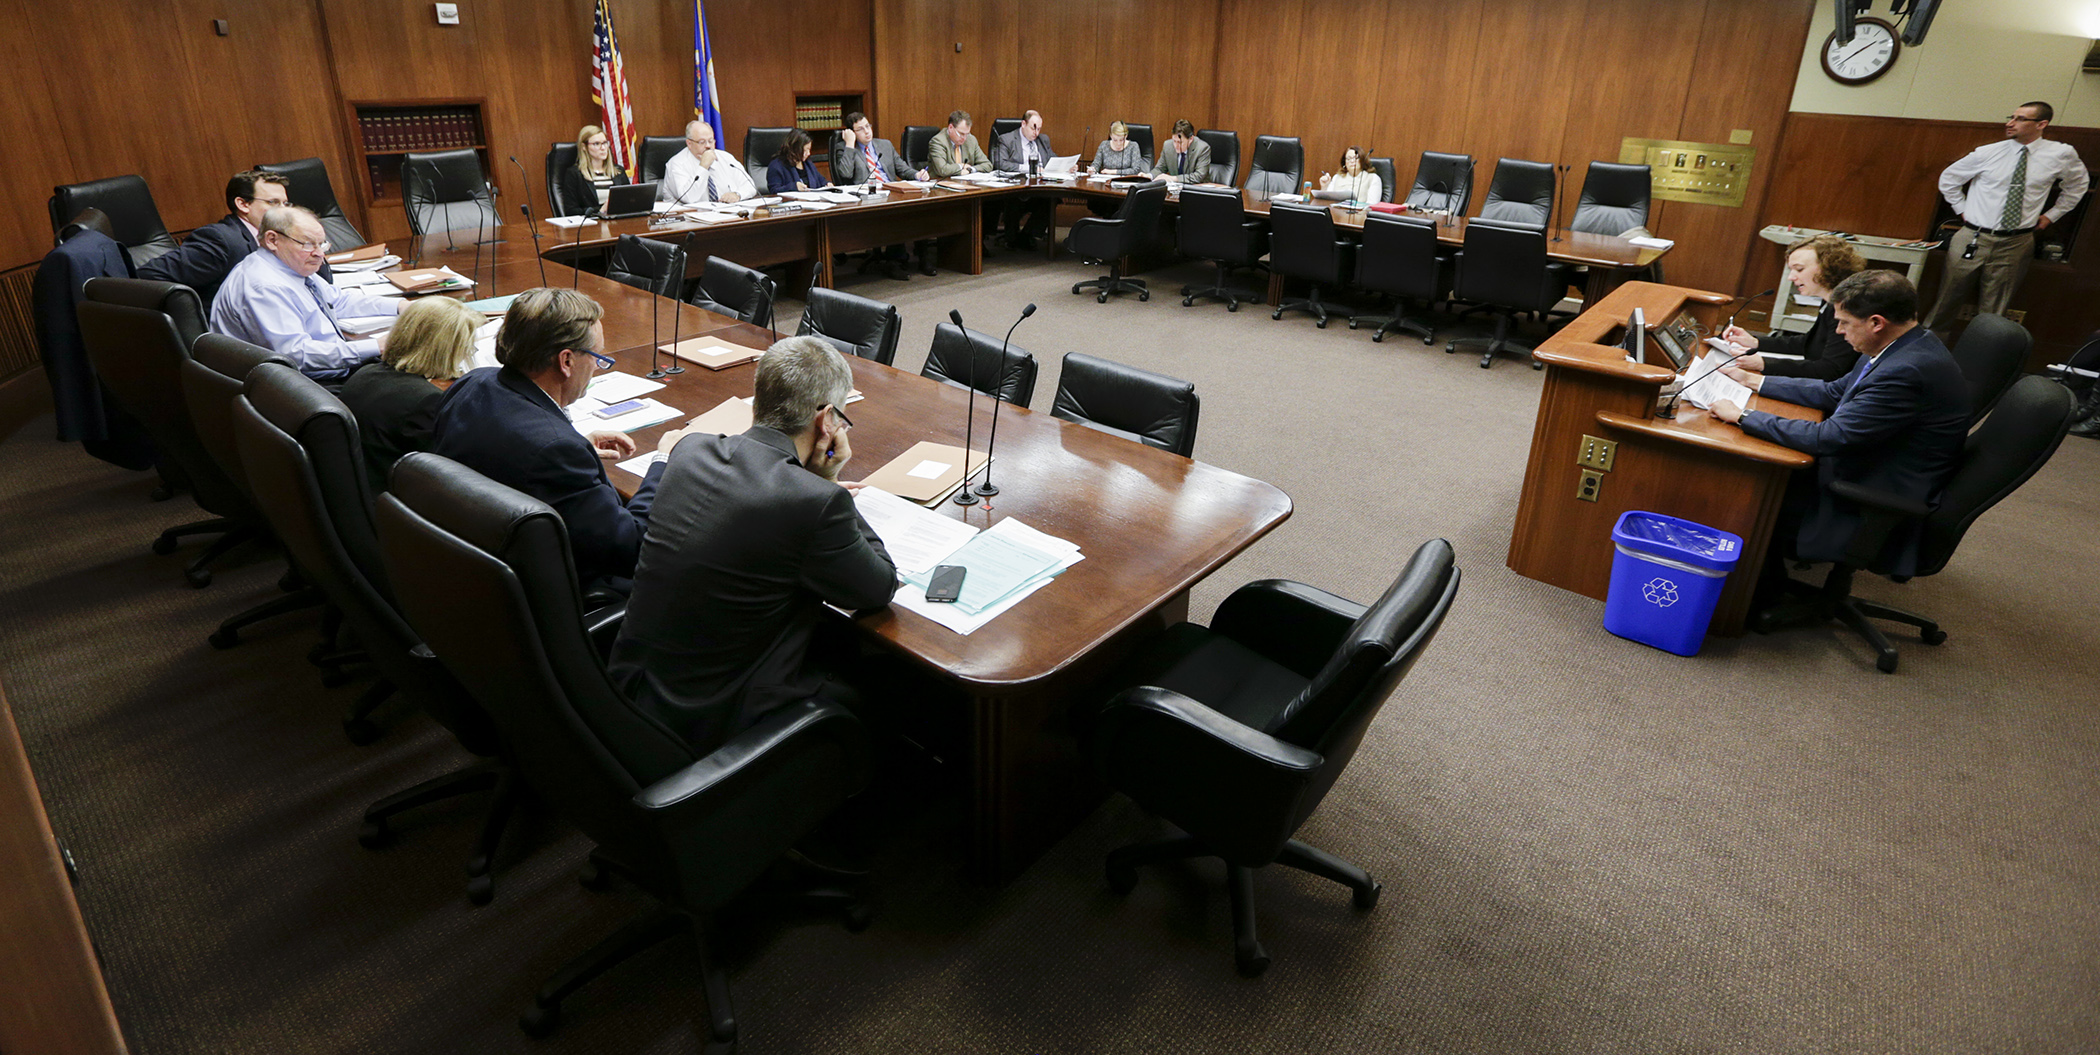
[{"xmin": 1822, "ymin": 18, "xmax": 1901, "ymax": 85}]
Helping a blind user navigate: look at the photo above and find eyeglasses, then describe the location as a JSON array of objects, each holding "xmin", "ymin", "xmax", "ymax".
[
  {"xmin": 580, "ymin": 348, "xmax": 615, "ymax": 369},
  {"xmin": 2007, "ymin": 115, "xmax": 2042, "ymax": 123},
  {"xmin": 828, "ymin": 403, "xmax": 853, "ymax": 430},
  {"xmin": 283, "ymin": 236, "xmax": 330, "ymax": 253}
]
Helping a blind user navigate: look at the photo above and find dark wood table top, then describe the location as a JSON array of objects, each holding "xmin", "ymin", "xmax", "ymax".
[{"xmin": 533, "ymin": 180, "xmax": 1023, "ymax": 254}]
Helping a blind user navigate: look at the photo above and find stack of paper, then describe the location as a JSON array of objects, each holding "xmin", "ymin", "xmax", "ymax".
[
  {"xmin": 886, "ymin": 180, "xmax": 933, "ymax": 190},
  {"xmin": 853, "ymin": 488, "xmax": 1083, "ymax": 635},
  {"xmin": 783, "ymin": 190, "xmax": 861, "ymax": 204},
  {"xmin": 545, "ymin": 215, "xmax": 595, "ymax": 229},
  {"xmin": 568, "ymin": 396, "xmax": 682, "ymax": 434},
  {"xmin": 469, "ymin": 318, "xmax": 503, "ymax": 368},
  {"xmin": 585, "ymin": 371, "xmax": 667, "ymax": 403},
  {"xmin": 1678, "ymin": 353, "xmax": 1755, "ymax": 411},
  {"xmin": 331, "ymin": 254, "xmax": 401, "ymax": 273}
]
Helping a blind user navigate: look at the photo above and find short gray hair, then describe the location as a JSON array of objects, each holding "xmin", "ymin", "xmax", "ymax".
[
  {"xmin": 752, "ymin": 336, "xmax": 853, "ymax": 433},
  {"xmin": 259, "ymin": 205, "xmax": 319, "ymax": 238}
]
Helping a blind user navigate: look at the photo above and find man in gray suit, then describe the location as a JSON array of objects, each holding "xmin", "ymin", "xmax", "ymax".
[
  {"xmin": 831, "ymin": 111, "xmax": 937, "ymax": 277},
  {"xmin": 1152, "ymin": 120, "xmax": 1214, "ymax": 183},
  {"xmin": 992, "ymin": 109, "xmax": 1057, "ymax": 250},
  {"xmin": 609, "ymin": 336, "xmax": 898, "ymax": 753}
]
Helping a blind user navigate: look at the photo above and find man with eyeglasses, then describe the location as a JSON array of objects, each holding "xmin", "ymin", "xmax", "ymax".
[
  {"xmin": 143, "ymin": 169, "xmax": 331, "ymax": 309},
  {"xmin": 209, "ymin": 205, "xmax": 400, "ymax": 382},
  {"xmin": 430, "ymin": 287, "xmax": 666, "ymax": 595},
  {"xmin": 660, "ymin": 119, "xmax": 756, "ymax": 206},
  {"xmin": 1925, "ymin": 101, "xmax": 2088, "ymax": 334}
]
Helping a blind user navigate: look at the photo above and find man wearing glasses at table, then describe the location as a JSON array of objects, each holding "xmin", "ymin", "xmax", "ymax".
[
  {"xmin": 430, "ymin": 287, "xmax": 666, "ymax": 595},
  {"xmin": 660, "ymin": 119, "xmax": 757, "ymax": 206},
  {"xmin": 1924, "ymin": 101, "xmax": 2088, "ymax": 335},
  {"xmin": 209, "ymin": 205, "xmax": 401, "ymax": 382}
]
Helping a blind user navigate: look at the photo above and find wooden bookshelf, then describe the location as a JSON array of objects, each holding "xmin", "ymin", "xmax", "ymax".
[{"xmin": 346, "ymin": 98, "xmax": 489, "ymax": 208}]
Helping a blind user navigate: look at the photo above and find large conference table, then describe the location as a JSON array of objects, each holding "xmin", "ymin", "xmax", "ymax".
[{"xmin": 412, "ymin": 234, "xmax": 1293, "ymax": 876}]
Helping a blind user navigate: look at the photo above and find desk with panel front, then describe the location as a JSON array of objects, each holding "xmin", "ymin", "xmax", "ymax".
[{"xmin": 1507, "ymin": 281, "xmax": 1823, "ymax": 637}]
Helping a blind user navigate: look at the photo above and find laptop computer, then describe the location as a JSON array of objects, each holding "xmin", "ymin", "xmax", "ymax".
[{"xmin": 600, "ymin": 181, "xmax": 659, "ymax": 220}]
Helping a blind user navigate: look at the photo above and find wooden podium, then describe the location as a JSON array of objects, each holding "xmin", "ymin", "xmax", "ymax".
[{"xmin": 1507, "ymin": 282, "xmax": 1822, "ymax": 635}]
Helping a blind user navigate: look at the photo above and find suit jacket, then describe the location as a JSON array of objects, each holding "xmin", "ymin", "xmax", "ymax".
[
  {"xmin": 830, "ymin": 136, "xmax": 917, "ymax": 184},
  {"xmin": 992, "ymin": 129, "xmax": 1056, "ymax": 173},
  {"xmin": 927, "ymin": 130, "xmax": 992, "ymax": 177},
  {"xmin": 556, "ymin": 164, "xmax": 629, "ymax": 218},
  {"xmin": 608, "ymin": 426, "xmax": 897, "ymax": 752},
  {"xmin": 31, "ymin": 228, "xmax": 153, "ymax": 468},
  {"xmin": 1741, "ymin": 326, "xmax": 1971, "ymax": 575},
  {"xmin": 1151, "ymin": 138, "xmax": 1215, "ymax": 181},
  {"xmin": 765, "ymin": 156, "xmax": 829, "ymax": 194},
  {"xmin": 338, "ymin": 361, "xmax": 444, "ymax": 494},
  {"xmin": 429, "ymin": 366, "xmax": 665, "ymax": 591},
  {"xmin": 139, "ymin": 215, "xmax": 332, "ymax": 309},
  {"xmin": 1757, "ymin": 303, "xmax": 1859, "ymax": 382}
]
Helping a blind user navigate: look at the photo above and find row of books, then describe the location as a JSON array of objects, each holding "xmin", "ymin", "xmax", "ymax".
[
  {"xmin": 359, "ymin": 111, "xmax": 482, "ymax": 154},
  {"xmin": 793, "ymin": 101, "xmax": 845, "ymax": 130}
]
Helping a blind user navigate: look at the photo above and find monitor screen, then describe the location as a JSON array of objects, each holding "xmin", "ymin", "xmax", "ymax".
[{"xmin": 1621, "ymin": 307, "xmax": 1648, "ymax": 364}]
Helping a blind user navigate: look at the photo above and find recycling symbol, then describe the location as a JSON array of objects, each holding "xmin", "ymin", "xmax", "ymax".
[{"xmin": 1641, "ymin": 577, "xmax": 1680, "ymax": 608}]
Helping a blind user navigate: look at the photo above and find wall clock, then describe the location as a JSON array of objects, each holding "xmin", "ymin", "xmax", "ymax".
[{"xmin": 1821, "ymin": 17, "xmax": 1901, "ymax": 85}]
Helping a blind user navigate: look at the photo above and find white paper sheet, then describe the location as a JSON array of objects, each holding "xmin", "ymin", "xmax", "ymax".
[
  {"xmin": 570, "ymin": 397, "xmax": 682, "ymax": 434},
  {"xmin": 585, "ymin": 371, "xmax": 667, "ymax": 403},
  {"xmin": 853, "ymin": 486, "xmax": 980, "ymax": 577}
]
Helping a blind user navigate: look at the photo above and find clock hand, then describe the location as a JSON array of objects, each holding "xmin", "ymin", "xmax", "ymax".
[{"xmin": 1836, "ymin": 36, "xmax": 1878, "ymax": 64}]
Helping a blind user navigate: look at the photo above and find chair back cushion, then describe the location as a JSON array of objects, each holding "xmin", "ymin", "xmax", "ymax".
[
  {"xmin": 181, "ymin": 334, "xmax": 291, "ymax": 501},
  {"xmin": 1367, "ymin": 157, "xmax": 1398, "ymax": 203},
  {"xmin": 402, "ymin": 149, "xmax": 496, "ymax": 235},
  {"xmin": 50, "ymin": 175, "xmax": 177, "ymax": 268},
  {"xmin": 1197, "ymin": 129, "xmax": 1241, "ymax": 186},
  {"xmin": 1246, "ymin": 135, "xmax": 1303, "ymax": 197},
  {"xmin": 78, "ymin": 278, "xmax": 247, "ymax": 517},
  {"xmin": 921, "ymin": 322, "xmax": 1038, "ymax": 405},
  {"xmin": 545, "ymin": 142, "xmax": 581, "ymax": 217},
  {"xmin": 1178, "ymin": 186, "xmax": 1264, "ymax": 264},
  {"xmin": 693, "ymin": 256, "xmax": 775, "ymax": 325},
  {"xmin": 1355, "ymin": 212, "xmax": 1444, "ymax": 300},
  {"xmin": 1571, "ymin": 161, "xmax": 1651, "ymax": 236},
  {"xmin": 1454, "ymin": 219, "xmax": 1558, "ymax": 311},
  {"xmin": 743, "ymin": 127, "xmax": 794, "ymax": 186},
  {"xmin": 1070, "ymin": 182, "xmax": 1168, "ymax": 261},
  {"xmin": 1051, "ymin": 352, "xmax": 1200, "ymax": 456},
  {"xmin": 257, "ymin": 157, "xmax": 365, "ymax": 249},
  {"xmin": 991, "ymin": 118, "xmax": 1023, "ymax": 142},
  {"xmin": 1912, "ymin": 375, "xmax": 2075, "ymax": 575},
  {"xmin": 1480, "ymin": 158, "xmax": 1556, "ymax": 227},
  {"xmin": 1267, "ymin": 202, "xmax": 1347, "ymax": 284},
  {"xmin": 638, "ymin": 135, "xmax": 686, "ymax": 184},
  {"xmin": 1948, "ymin": 313, "xmax": 2032, "ymax": 424},
  {"xmin": 607, "ymin": 234, "xmax": 685, "ymax": 298},
  {"xmin": 1406, "ymin": 151, "xmax": 1474, "ymax": 213},
  {"xmin": 796, "ymin": 287, "xmax": 901, "ymax": 366},
  {"xmin": 1124, "ymin": 123, "xmax": 1155, "ymax": 167},
  {"xmin": 902, "ymin": 126, "xmax": 938, "ymax": 168}
]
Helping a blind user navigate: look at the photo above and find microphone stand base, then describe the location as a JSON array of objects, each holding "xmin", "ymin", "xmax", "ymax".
[
  {"xmin": 664, "ymin": 364, "xmax": 686, "ymax": 375},
  {"xmin": 952, "ymin": 487, "xmax": 980, "ymax": 505},
  {"xmin": 972, "ymin": 481, "xmax": 1000, "ymax": 498},
  {"xmin": 645, "ymin": 366, "xmax": 667, "ymax": 380}
]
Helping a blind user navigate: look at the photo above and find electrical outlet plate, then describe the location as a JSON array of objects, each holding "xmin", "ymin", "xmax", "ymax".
[
  {"xmin": 1576, "ymin": 469, "xmax": 1603, "ymax": 502},
  {"xmin": 1577, "ymin": 434, "xmax": 1617, "ymax": 472},
  {"xmin": 434, "ymin": 3, "xmax": 459, "ymax": 25}
]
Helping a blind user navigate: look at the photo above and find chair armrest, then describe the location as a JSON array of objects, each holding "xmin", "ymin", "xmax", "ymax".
[
  {"xmin": 1829, "ymin": 480, "xmax": 1933, "ymax": 567},
  {"xmin": 1067, "ymin": 216, "xmax": 1123, "ymax": 257},
  {"xmin": 1209, "ymin": 579, "xmax": 1365, "ymax": 680}
]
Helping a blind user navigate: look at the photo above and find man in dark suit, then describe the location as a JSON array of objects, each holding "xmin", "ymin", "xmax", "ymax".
[
  {"xmin": 830, "ymin": 110, "xmax": 938, "ymax": 278},
  {"xmin": 1151, "ymin": 119, "xmax": 1214, "ymax": 183},
  {"xmin": 609, "ymin": 336, "xmax": 897, "ymax": 753},
  {"xmin": 991, "ymin": 109, "xmax": 1058, "ymax": 250},
  {"xmin": 1710, "ymin": 270, "xmax": 1971, "ymax": 580},
  {"xmin": 140, "ymin": 170, "xmax": 330, "ymax": 309},
  {"xmin": 429, "ymin": 287, "xmax": 664, "ymax": 594}
]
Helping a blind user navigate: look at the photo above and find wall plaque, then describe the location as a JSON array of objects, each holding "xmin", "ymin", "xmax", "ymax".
[{"xmin": 1619, "ymin": 137, "xmax": 1755, "ymax": 208}]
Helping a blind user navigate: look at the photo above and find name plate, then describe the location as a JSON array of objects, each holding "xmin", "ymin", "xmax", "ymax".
[{"xmin": 1619, "ymin": 137, "xmax": 1756, "ymax": 208}]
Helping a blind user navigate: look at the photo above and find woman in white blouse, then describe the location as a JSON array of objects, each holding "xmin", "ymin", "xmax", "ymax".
[{"xmin": 1318, "ymin": 147, "xmax": 1382, "ymax": 205}]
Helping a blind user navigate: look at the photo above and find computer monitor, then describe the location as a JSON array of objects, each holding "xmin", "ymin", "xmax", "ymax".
[
  {"xmin": 602, "ymin": 181, "xmax": 659, "ymax": 220},
  {"xmin": 1621, "ymin": 307, "xmax": 1648, "ymax": 364}
]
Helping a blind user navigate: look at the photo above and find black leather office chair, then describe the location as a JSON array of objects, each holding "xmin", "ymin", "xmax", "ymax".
[
  {"xmin": 402, "ymin": 149, "xmax": 498, "ymax": 235},
  {"xmin": 257, "ymin": 157, "xmax": 366, "ymax": 250},
  {"xmin": 689, "ymin": 255, "xmax": 777, "ymax": 327},
  {"xmin": 1091, "ymin": 538, "xmax": 1461, "ymax": 975},
  {"xmin": 797, "ymin": 287, "xmax": 901, "ymax": 366},
  {"xmin": 638, "ymin": 135, "xmax": 686, "ymax": 184},
  {"xmin": 77, "ymin": 278, "xmax": 256, "ymax": 586},
  {"xmin": 49, "ymin": 176, "xmax": 179, "ymax": 269},
  {"xmin": 922, "ymin": 322, "xmax": 1038, "ymax": 405},
  {"xmin": 1754, "ymin": 376, "xmax": 2075, "ymax": 673},
  {"xmin": 1479, "ymin": 158, "xmax": 1556, "ymax": 228},
  {"xmin": 1124, "ymin": 123, "xmax": 1155, "ymax": 167},
  {"xmin": 1444, "ymin": 219, "xmax": 1568, "ymax": 369},
  {"xmin": 1246, "ymin": 135, "xmax": 1304, "ymax": 199},
  {"xmin": 1405, "ymin": 151, "xmax": 1475, "ymax": 215},
  {"xmin": 1267, "ymin": 202, "xmax": 1355, "ymax": 328},
  {"xmin": 1069, "ymin": 181, "xmax": 1168, "ymax": 303},
  {"xmin": 231, "ymin": 363, "xmax": 519, "ymax": 902},
  {"xmin": 743, "ymin": 126, "xmax": 794, "ymax": 186},
  {"xmin": 902, "ymin": 125, "xmax": 938, "ymax": 170},
  {"xmin": 1051, "ymin": 352, "xmax": 1200, "ymax": 456},
  {"xmin": 992, "ymin": 117, "xmax": 1023, "ymax": 142},
  {"xmin": 1569, "ymin": 161, "xmax": 1651, "ymax": 236},
  {"xmin": 606, "ymin": 235, "xmax": 686, "ymax": 299},
  {"xmin": 544, "ymin": 142, "xmax": 580, "ymax": 217},
  {"xmin": 1948, "ymin": 313, "xmax": 2031, "ymax": 424},
  {"xmin": 374, "ymin": 452, "xmax": 872, "ymax": 1049},
  {"xmin": 1177, "ymin": 185, "xmax": 1268, "ymax": 312},
  {"xmin": 1348, "ymin": 213, "xmax": 1448, "ymax": 344},
  {"xmin": 1198, "ymin": 129, "xmax": 1241, "ymax": 186},
  {"xmin": 1367, "ymin": 157, "xmax": 1399, "ymax": 203}
]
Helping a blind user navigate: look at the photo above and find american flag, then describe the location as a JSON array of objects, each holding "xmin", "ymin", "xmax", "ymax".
[{"xmin": 590, "ymin": 0, "xmax": 638, "ymax": 181}]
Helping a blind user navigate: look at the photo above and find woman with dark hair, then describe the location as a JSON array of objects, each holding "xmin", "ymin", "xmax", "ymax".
[
  {"xmin": 558, "ymin": 124, "xmax": 630, "ymax": 217},
  {"xmin": 1722, "ymin": 233, "xmax": 1868, "ymax": 380},
  {"xmin": 1317, "ymin": 146, "xmax": 1381, "ymax": 204},
  {"xmin": 766, "ymin": 129, "xmax": 829, "ymax": 194}
]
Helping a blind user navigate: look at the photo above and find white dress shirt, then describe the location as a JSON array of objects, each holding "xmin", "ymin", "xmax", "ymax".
[
  {"xmin": 209, "ymin": 250, "xmax": 402, "ymax": 381},
  {"xmin": 660, "ymin": 148, "xmax": 757, "ymax": 205},
  {"xmin": 1939, "ymin": 137, "xmax": 2089, "ymax": 230},
  {"xmin": 1324, "ymin": 170, "xmax": 1383, "ymax": 204}
]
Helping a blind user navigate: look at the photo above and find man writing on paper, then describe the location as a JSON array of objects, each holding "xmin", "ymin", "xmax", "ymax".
[
  {"xmin": 1707, "ymin": 271, "xmax": 1969, "ymax": 595},
  {"xmin": 660, "ymin": 120, "xmax": 757, "ymax": 206},
  {"xmin": 430, "ymin": 287, "xmax": 665, "ymax": 595},
  {"xmin": 1924, "ymin": 102, "xmax": 2087, "ymax": 336},
  {"xmin": 992, "ymin": 109, "xmax": 1058, "ymax": 250},
  {"xmin": 209, "ymin": 205, "xmax": 400, "ymax": 383},
  {"xmin": 1151, "ymin": 120, "xmax": 1213, "ymax": 183},
  {"xmin": 927, "ymin": 109, "xmax": 995, "ymax": 178},
  {"xmin": 610, "ymin": 336, "xmax": 897, "ymax": 753}
]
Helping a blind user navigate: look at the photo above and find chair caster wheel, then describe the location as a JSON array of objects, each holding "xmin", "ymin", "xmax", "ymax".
[
  {"xmin": 1226, "ymin": 301, "xmax": 1239, "ymax": 312},
  {"xmin": 1422, "ymin": 335, "xmax": 1434, "ymax": 346},
  {"xmin": 1348, "ymin": 319, "xmax": 1358, "ymax": 329},
  {"xmin": 1315, "ymin": 318, "xmax": 1327, "ymax": 329},
  {"xmin": 1479, "ymin": 359, "xmax": 1492, "ymax": 369},
  {"xmin": 1235, "ymin": 940, "xmax": 1271, "ymax": 978},
  {"xmin": 152, "ymin": 535, "xmax": 178, "ymax": 555},
  {"xmin": 1372, "ymin": 333, "xmax": 1384, "ymax": 343},
  {"xmin": 1876, "ymin": 653, "xmax": 1899, "ymax": 674},
  {"xmin": 578, "ymin": 860, "xmax": 614, "ymax": 892},
  {"xmin": 343, "ymin": 718, "xmax": 382, "ymax": 746},
  {"xmin": 1920, "ymin": 628, "xmax": 1947, "ymax": 645},
  {"xmin": 519, "ymin": 1002, "xmax": 560, "ymax": 1039},
  {"xmin": 1353, "ymin": 879, "xmax": 1382, "ymax": 910},
  {"xmin": 843, "ymin": 900, "xmax": 876, "ymax": 933},
  {"xmin": 1271, "ymin": 310, "xmax": 1283, "ymax": 320},
  {"xmin": 357, "ymin": 818, "xmax": 391, "ymax": 850},
  {"xmin": 1444, "ymin": 343, "xmax": 1457, "ymax": 353},
  {"xmin": 466, "ymin": 874, "xmax": 494, "ymax": 906},
  {"xmin": 1183, "ymin": 297, "xmax": 1194, "ymax": 307},
  {"xmin": 1071, "ymin": 284, "xmax": 1085, "ymax": 295},
  {"xmin": 1531, "ymin": 360, "xmax": 1544, "ymax": 370},
  {"xmin": 1138, "ymin": 291, "xmax": 1149, "ymax": 302},
  {"xmin": 1097, "ymin": 293, "xmax": 1108, "ymax": 303},
  {"xmin": 185, "ymin": 567, "xmax": 212, "ymax": 589},
  {"xmin": 1106, "ymin": 860, "xmax": 1138, "ymax": 894},
  {"xmin": 209, "ymin": 628, "xmax": 240, "ymax": 650}
]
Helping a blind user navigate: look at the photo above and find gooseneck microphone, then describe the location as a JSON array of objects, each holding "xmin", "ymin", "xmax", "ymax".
[
  {"xmin": 1723, "ymin": 288, "xmax": 1779, "ymax": 335},
  {"xmin": 645, "ymin": 257, "xmax": 664, "ymax": 379},
  {"xmin": 1552, "ymin": 163, "xmax": 1570, "ymax": 242},
  {"xmin": 510, "ymin": 156, "xmax": 550, "ymax": 288},
  {"xmin": 950, "ymin": 308, "xmax": 981, "ymax": 505},
  {"xmin": 570, "ymin": 211, "xmax": 588, "ymax": 289},
  {"xmin": 974, "ymin": 302, "xmax": 1035, "ymax": 498}
]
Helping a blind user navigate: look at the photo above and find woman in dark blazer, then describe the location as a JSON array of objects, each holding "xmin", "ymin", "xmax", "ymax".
[
  {"xmin": 766, "ymin": 129, "xmax": 828, "ymax": 194},
  {"xmin": 558, "ymin": 124, "xmax": 630, "ymax": 217},
  {"xmin": 1722, "ymin": 233, "xmax": 1866, "ymax": 381},
  {"xmin": 339, "ymin": 296, "xmax": 482, "ymax": 493}
]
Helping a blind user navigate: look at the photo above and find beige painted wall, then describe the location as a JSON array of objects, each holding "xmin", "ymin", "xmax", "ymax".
[{"xmin": 1789, "ymin": 0, "xmax": 2100, "ymax": 123}]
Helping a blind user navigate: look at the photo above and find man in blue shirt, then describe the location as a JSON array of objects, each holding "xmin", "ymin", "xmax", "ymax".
[{"xmin": 208, "ymin": 206, "xmax": 400, "ymax": 382}]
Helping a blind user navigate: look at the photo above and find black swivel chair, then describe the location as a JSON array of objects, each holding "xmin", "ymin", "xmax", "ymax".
[
  {"xmin": 902, "ymin": 125, "xmax": 939, "ymax": 170},
  {"xmin": 606, "ymin": 235, "xmax": 687, "ymax": 298},
  {"xmin": 1177, "ymin": 185, "xmax": 1269, "ymax": 312},
  {"xmin": 1197, "ymin": 129, "xmax": 1241, "ymax": 186},
  {"xmin": 1050, "ymin": 352, "xmax": 1200, "ymax": 457},
  {"xmin": 1753, "ymin": 376, "xmax": 2075, "ymax": 673},
  {"xmin": 375, "ymin": 452, "xmax": 872, "ymax": 1049},
  {"xmin": 797, "ymin": 287, "xmax": 901, "ymax": 366},
  {"xmin": 257, "ymin": 157, "xmax": 366, "ymax": 250},
  {"xmin": 1124, "ymin": 123, "xmax": 1155, "ymax": 168},
  {"xmin": 1267, "ymin": 202, "xmax": 1355, "ymax": 328},
  {"xmin": 1569, "ymin": 161, "xmax": 1651, "ymax": 236},
  {"xmin": 231, "ymin": 363, "xmax": 520, "ymax": 903},
  {"xmin": 1069, "ymin": 181, "xmax": 1168, "ymax": 303},
  {"xmin": 1367, "ymin": 157, "xmax": 1399, "ymax": 203},
  {"xmin": 992, "ymin": 117, "xmax": 1023, "ymax": 142},
  {"xmin": 77, "ymin": 278, "xmax": 256, "ymax": 586},
  {"xmin": 1444, "ymin": 219, "xmax": 1569, "ymax": 369},
  {"xmin": 402, "ymin": 149, "xmax": 498, "ymax": 236},
  {"xmin": 1245, "ymin": 135, "xmax": 1304, "ymax": 199},
  {"xmin": 689, "ymin": 255, "xmax": 777, "ymax": 328},
  {"xmin": 49, "ymin": 175, "xmax": 179, "ymax": 269},
  {"xmin": 1091, "ymin": 538, "xmax": 1461, "ymax": 975},
  {"xmin": 1405, "ymin": 151, "xmax": 1475, "ymax": 215},
  {"xmin": 638, "ymin": 135, "xmax": 686, "ymax": 184},
  {"xmin": 1348, "ymin": 213, "xmax": 1448, "ymax": 345},
  {"xmin": 544, "ymin": 142, "xmax": 581, "ymax": 217},
  {"xmin": 743, "ymin": 126, "xmax": 795, "ymax": 187},
  {"xmin": 1479, "ymin": 158, "xmax": 1557, "ymax": 228},
  {"xmin": 1948, "ymin": 313, "xmax": 2032, "ymax": 424},
  {"xmin": 921, "ymin": 322, "xmax": 1038, "ymax": 405}
]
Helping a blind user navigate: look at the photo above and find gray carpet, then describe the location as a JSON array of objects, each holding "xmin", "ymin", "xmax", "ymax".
[{"xmin": 4, "ymin": 247, "xmax": 2097, "ymax": 1054}]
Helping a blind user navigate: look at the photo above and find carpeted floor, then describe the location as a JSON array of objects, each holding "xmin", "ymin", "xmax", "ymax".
[{"xmin": 4, "ymin": 246, "xmax": 2097, "ymax": 1054}]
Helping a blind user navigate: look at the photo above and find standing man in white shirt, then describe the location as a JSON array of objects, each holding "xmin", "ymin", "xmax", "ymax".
[
  {"xmin": 660, "ymin": 120, "xmax": 757, "ymax": 206},
  {"xmin": 209, "ymin": 206, "xmax": 403, "ymax": 383},
  {"xmin": 1925, "ymin": 101, "xmax": 2089, "ymax": 333}
]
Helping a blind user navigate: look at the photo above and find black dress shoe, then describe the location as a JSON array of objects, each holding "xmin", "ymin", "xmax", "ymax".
[
  {"xmin": 881, "ymin": 261, "xmax": 911, "ymax": 281},
  {"xmin": 917, "ymin": 258, "xmax": 938, "ymax": 277}
]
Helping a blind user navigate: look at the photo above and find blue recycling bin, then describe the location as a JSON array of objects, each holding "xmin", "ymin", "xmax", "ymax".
[{"xmin": 1603, "ymin": 511, "xmax": 1744, "ymax": 656}]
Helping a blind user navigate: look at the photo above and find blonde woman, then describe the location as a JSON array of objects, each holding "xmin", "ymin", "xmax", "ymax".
[
  {"xmin": 1092, "ymin": 121, "xmax": 1145, "ymax": 175},
  {"xmin": 340, "ymin": 296, "xmax": 483, "ymax": 491},
  {"xmin": 560, "ymin": 124, "xmax": 630, "ymax": 217}
]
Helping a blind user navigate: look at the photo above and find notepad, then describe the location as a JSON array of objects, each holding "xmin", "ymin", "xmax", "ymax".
[
  {"xmin": 664, "ymin": 336, "xmax": 762, "ymax": 370},
  {"xmin": 325, "ymin": 243, "xmax": 389, "ymax": 264},
  {"xmin": 385, "ymin": 267, "xmax": 473, "ymax": 293},
  {"xmin": 858, "ymin": 441, "xmax": 987, "ymax": 505}
]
